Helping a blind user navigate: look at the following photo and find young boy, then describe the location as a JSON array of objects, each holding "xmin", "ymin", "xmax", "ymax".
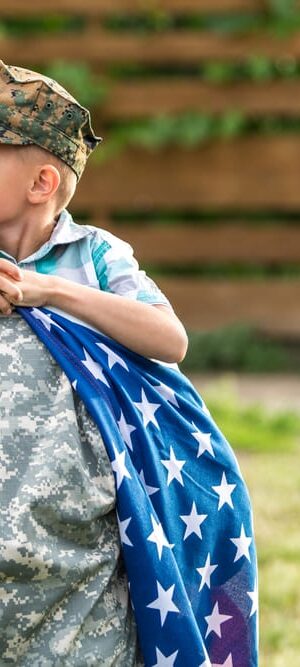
[
  {"xmin": 0, "ymin": 61, "xmax": 188, "ymax": 364},
  {"xmin": 0, "ymin": 60, "xmax": 186, "ymax": 665}
]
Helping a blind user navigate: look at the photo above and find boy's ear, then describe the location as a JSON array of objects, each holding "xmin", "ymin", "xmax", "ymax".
[{"xmin": 27, "ymin": 164, "xmax": 61, "ymax": 205}]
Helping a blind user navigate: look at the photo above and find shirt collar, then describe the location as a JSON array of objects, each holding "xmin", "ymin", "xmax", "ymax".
[
  {"xmin": 0, "ymin": 209, "xmax": 93, "ymax": 265},
  {"xmin": 49, "ymin": 208, "xmax": 93, "ymax": 247}
]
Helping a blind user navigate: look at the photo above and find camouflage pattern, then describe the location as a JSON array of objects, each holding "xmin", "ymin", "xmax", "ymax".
[
  {"xmin": 0, "ymin": 60, "xmax": 103, "ymax": 181},
  {"xmin": 0, "ymin": 313, "xmax": 142, "ymax": 666}
]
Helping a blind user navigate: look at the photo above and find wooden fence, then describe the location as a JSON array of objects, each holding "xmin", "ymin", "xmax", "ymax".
[{"xmin": 1, "ymin": 0, "xmax": 300, "ymax": 338}]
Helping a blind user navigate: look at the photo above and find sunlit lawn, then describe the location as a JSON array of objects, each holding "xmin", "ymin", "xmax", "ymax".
[
  {"xmin": 242, "ymin": 450, "xmax": 300, "ymax": 667},
  {"xmin": 198, "ymin": 381, "xmax": 300, "ymax": 667}
]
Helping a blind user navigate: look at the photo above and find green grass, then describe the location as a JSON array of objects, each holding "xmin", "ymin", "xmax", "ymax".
[
  {"xmin": 184, "ymin": 373, "xmax": 298, "ymax": 663},
  {"xmin": 180, "ymin": 326, "xmax": 300, "ymax": 374},
  {"xmin": 239, "ymin": 450, "xmax": 300, "ymax": 666},
  {"xmin": 201, "ymin": 382, "xmax": 300, "ymax": 453},
  {"xmin": 193, "ymin": 379, "xmax": 300, "ymax": 664}
]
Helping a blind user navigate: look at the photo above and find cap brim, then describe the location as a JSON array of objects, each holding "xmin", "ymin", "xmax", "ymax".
[{"xmin": 0, "ymin": 126, "xmax": 34, "ymax": 146}]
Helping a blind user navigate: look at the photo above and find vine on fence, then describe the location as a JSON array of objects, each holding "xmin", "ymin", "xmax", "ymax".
[{"xmin": 0, "ymin": 3, "xmax": 300, "ymax": 36}]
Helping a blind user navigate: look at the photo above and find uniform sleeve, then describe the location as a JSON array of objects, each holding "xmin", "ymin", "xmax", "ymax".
[{"xmin": 91, "ymin": 229, "xmax": 173, "ymax": 308}]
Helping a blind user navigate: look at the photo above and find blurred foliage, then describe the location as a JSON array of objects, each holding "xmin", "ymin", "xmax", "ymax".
[
  {"xmin": 41, "ymin": 60, "xmax": 108, "ymax": 108},
  {"xmin": 92, "ymin": 111, "xmax": 247, "ymax": 163},
  {"xmin": 180, "ymin": 324, "xmax": 300, "ymax": 373},
  {"xmin": 201, "ymin": 55, "xmax": 299, "ymax": 83},
  {"xmin": 0, "ymin": 5, "xmax": 300, "ymax": 37},
  {"xmin": 196, "ymin": 381, "xmax": 300, "ymax": 453},
  {"xmin": 92, "ymin": 111, "xmax": 300, "ymax": 163},
  {"xmin": 0, "ymin": 15, "xmax": 84, "ymax": 37},
  {"xmin": 103, "ymin": 5, "xmax": 300, "ymax": 35},
  {"xmin": 111, "ymin": 207, "xmax": 300, "ymax": 224},
  {"xmin": 148, "ymin": 263, "xmax": 300, "ymax": 278},
  {"xmin": 103, "ymin": 11, "xmax": 262, "ymax": 34},
  {"xmin": 107, "ymin": 56, "xmax": 300, "ymax": 80}
]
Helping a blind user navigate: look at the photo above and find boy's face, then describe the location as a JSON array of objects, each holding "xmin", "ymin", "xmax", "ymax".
[{"xmin": 0, "ymin": 144, "xmax": 28, "ymax": 224}]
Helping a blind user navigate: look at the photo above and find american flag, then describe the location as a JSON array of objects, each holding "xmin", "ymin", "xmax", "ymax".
[{"xmin": 18, "ymin": 305, "xmax": 259, "ymax": 667}]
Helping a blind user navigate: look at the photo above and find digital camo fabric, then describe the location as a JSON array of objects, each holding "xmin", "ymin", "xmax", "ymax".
[
  {"xmin": 0, "ymin": 313, "xmax": 140, "ymax": 666},
  {"xmin": 19, "ymin": 305, "xmax": 258, "ymax": 667},
  {"xmin": 0, "ymin": 60, "xmax": 103, "ymax": 181}
]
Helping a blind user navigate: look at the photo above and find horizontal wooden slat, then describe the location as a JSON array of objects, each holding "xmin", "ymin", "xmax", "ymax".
[
  {"xmin": 87, "ymin": 223, "xmax": 300, "ymax": 264},
  {"xmin": 0, "ymin": 1, "xmax": 267, "ymax": 17},
  {"xmin": 99, "ymin": 79, "xmax": 300, "ymax": 119},
  {"xmin": 2, "ymin": 30, "xmax": 300, "ymax": 66},
  {"xmin": 156, "ymin": 278, "xmax": 300, "ymax": 337},
  {"xmin": 74, "ymin": 137, "xmax": 300, "ymax": 210}
]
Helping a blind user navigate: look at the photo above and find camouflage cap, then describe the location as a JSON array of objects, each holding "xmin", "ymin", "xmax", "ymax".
[{"xmin": 0, "ymin": 60, "xmax": 103, "ymax": 181}]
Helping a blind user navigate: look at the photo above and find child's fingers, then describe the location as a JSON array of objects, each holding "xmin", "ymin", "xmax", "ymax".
[
  {"xmin": 0, "ymin": 258, "xmax": 23, "ymax": 281},
  {"xmin": 0, "ymin": 293, "xmax": 13, "ymax": 315},
  {"xmin": 0, "ymin": 275, "xmax": 23, "ymax": 303}
]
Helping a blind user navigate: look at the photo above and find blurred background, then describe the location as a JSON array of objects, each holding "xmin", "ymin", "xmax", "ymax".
[{"xmin": 1, "ymin": 1, "xmax": 299, "ymax": 664}]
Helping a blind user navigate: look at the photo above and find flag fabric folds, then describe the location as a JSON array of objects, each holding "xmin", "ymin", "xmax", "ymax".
[{"xmin": 17, "ymin": 305, "xmax": 258, "ymax": 667}]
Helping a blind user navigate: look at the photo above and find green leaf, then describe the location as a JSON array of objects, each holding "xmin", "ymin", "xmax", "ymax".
[
  {"xmin": 202, "ymin": 61, "xmax": 237, "ymax": 84},
  {"xmin": 43, "ymin": 60, "xmax": 109, "ymax": 107},
  {"xmin": 218, "ymin": 110, "xmax": 246, "ymax": 139},
  {"xmin": 246, "ymin": 55, "xmax": 274, "ymax": 81}
]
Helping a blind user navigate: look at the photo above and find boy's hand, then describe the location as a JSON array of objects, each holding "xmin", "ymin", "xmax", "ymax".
[
  {"xmin": 0, "ymin": 259, "xmax": 23, "ymax": 315},
  {"xmin": 0, "ymin": 259, "xmax": 53, "ymax": 311},
  {"xmin": 10, "ymin": 268, "xmax": 53, "ymax": 308}
]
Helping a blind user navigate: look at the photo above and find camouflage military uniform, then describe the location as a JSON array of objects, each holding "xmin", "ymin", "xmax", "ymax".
[{"xmin": 0, "ymin": 313, "xmax": 141, "ymax": 666}]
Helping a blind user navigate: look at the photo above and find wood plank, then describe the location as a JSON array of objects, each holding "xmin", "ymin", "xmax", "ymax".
[
  {"xmin": 3, "ymin": 30, "xmax": 300, "ymax": 66},
  {"xmin": 87, "ymin": 223, "xmax": 300, "ymax": 264},
  {"xmin": 0, "ymin": 1, "xmax": 266, "ymax": 17},
  {"xmin": 74, "ymin": 137, "xmax": 300, "ymax": 210},
  {"xmin": 99, "ymin": 79, "xmax": 300, "ymax": 119},
  {"xmin": 156, "ymin": 278, "xmax": 300, "ymax": 337}
]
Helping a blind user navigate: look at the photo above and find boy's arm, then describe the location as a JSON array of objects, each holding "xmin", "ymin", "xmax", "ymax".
[
  {"xmin": 0, "ymin": 260, "xmax": 188, "ymax": 363},
  {"xmin": 50, "ymin": 277, "xmax": 188, "ymax": 363}
]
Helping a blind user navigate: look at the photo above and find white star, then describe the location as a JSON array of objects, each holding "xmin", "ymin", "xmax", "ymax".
[
  {"xmin": 247, "ymin": 580, "xmax": 258, "ymax": 617},
  {"xmin": 154, "ymin": 381, "xmax": 179, "ymax": 407},
  {"xmin": 82, "ymin": 348, "xmax": 109, "ymax": 386},
  {"xmin": 147, "ymin": 515, "xmax": 174, "ymax": 560},
  {"xmin": 152, "ymin": 647, "xmax": 179, "ymax": 666},
  {"xmin": 117, "ymin": 411, "xmax": 136, "ymax": 451},
  {"xmin": 117, "ymin": 513, "xmax": 133, "ymax": 547},
  {"xmin": 139, "ymin": 469, "xmax": 159, "ymax": 496},
  {"xmin": 191, "ymin": 423, "xmax": 214, "ymax": 458},
  {"xmin": 161, "ymin": 446, "xmax": 186, "ymax": 486},
  {"xmin": 204, "ymin": 601, "xmax": 232, "ymax": 639},
  {"xmin": 212, "ymin": 655, "xmax": 233, "ymax": 667},
  {"xmin": 111, "ymin": 444, "xmax": 132, "ymax": 489},
  {"xmin": 180, "ymin": 501, "xmax": 207, "ymax": 540},
  {"xmin": 230, "ymin": 524, "xmax": 252, "ymax": 563},
  {"xmin": 212, "ymin": 472, "xmax": 236, "ymax": 510},
  {"xmin": 197, "ymin": 553, "xmax": 218, "ymax": 591},
  {"xmin": 147, "ymin": 581, "xmax": 179, "ymax": 626},
  {"xmin": 134, "ymin": 388, "xmax": 161, "ymax": 428},
  {"xmin": 96, "ymin": 342, "xmax": 129, "ymax": 371},
  {"xmin": 31, "ymin": 307, "xmax": 63, "ymax": 331}
]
